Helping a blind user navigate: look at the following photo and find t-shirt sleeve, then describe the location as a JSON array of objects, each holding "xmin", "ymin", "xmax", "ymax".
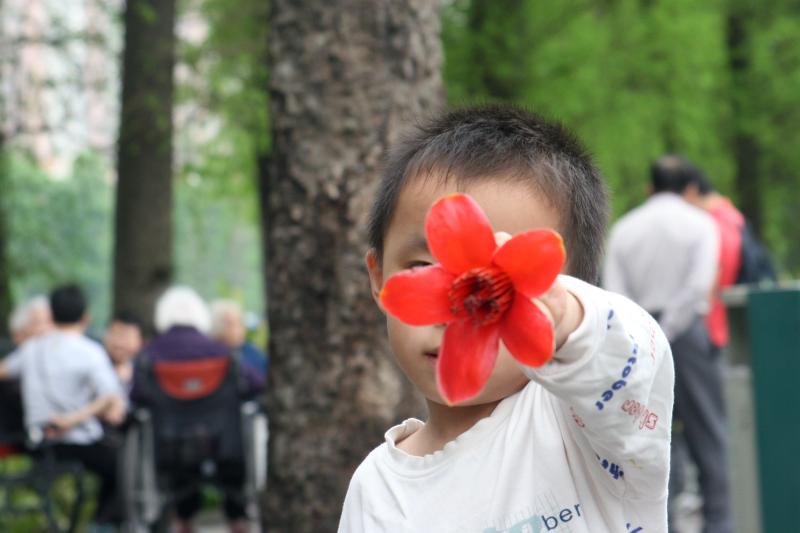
[
  {"xmin": 88, "ymin": 344, "xmax": 125, "ymax": 399},
  {"xmin": 338, "ymin": 460, "xmax": 371, "ymax": 533},
  {"xmin": 2, "ymin": 349, "xmax": 23, "ymax": 378},
  {"xmin": 521, "ymin": 275, "xmax": 674, "ymax": 500}
]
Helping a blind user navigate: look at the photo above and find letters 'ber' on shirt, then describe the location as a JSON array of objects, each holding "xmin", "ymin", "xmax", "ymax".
[{"xmin": 338, "ymin": 276, "xmax": 674, "ymax": 533}]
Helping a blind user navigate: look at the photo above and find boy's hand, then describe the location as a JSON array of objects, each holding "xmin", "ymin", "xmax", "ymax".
[{"xmin": 495, "ymin": 232, "xmax": 583, "ymax": 350}]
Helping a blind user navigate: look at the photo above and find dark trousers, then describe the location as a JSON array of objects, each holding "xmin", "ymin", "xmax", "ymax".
[
  {"xmin": 53, "ymin": 441, "xmax": 119, "ymax": 524},
  {"xmin": 668, "ymin": 318, "xmax": 733, "ymax": 533},
  {"xmin": 172, "ymin": 460, "xmax": 247, "ymax": 521}
]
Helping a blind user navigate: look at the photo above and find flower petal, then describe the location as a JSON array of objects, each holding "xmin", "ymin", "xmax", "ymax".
[
  {"xmin": 492, "ymin": 229, "xmax": 565, "ymax": 298},
  {"xmin": 437, "ymin": 319, "xmax": 500, "ymax": 404},
  {"xmin": 380, "ymin": 265, "xmax": 456, "ymax": 326},
  {"xmin": 499, "ymin": 292, "xmax": 554, "ymax": 367},
  {"xmin": 425, "ymin": 194, "xmax": 497, "ymax": 274}
]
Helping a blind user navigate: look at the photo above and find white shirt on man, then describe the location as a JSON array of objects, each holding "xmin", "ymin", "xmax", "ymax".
[
  {"xmin": 4, "ymin": 330, "xmax": 122, "ymax": 444},
  {"xmin": 603, "ymin": 192, "xmax": 719, "ymax": 341},
  {"xmin": 339, "ymin": 276, "xmax": 674, "ymax": 533}
]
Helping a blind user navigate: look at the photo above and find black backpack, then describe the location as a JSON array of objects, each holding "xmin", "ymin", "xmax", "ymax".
[{"xmin": 735, "ymin": 220, "xmax": 777, "ymax": 285}]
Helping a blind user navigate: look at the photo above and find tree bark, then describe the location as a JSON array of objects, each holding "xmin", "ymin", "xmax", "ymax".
[
  {"xmin": 727, "ymin": 11, "xmax": 763, "ymax": 234},
  {"xmin": 0, "ymin": 136, "xmax": 12, "ymax": 339},
  {"xmin": 113, "ymin": 0, "xmax": 176, "ymax": 329},
  {"xmin": 264, "ymin": 1, "xmax": 443, "ymax": 529}
]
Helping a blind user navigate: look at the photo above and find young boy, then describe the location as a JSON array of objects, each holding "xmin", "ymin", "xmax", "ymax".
[{"xmin": 339, "ymin": 105, "xmax": 674, "ymax": 532}]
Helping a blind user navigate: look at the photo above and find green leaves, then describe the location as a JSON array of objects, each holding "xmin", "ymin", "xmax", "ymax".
[
  {"xmin": 442, "ymin": 0, "xmax": 799, "ymax": 276},
  {"xmin": 5, "ymin": 151, "xmax": 112, "ymax": 330}
]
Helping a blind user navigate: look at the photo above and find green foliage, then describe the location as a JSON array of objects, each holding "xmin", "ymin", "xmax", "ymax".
[
  {"xmin": 443, "ymin": 0, "xmax": 800, "ymax": 275},
  {"xmin": 173, "ymin": 0, "xmax": 269, "ymax": 314},
  {"xmin": 5, "ymin": 151, "xmax": 112, "ymax": 333}
]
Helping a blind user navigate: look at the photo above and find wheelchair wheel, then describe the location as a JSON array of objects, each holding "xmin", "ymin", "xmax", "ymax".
[{"xmin": 121, "ymin": 410, "xmax": 163, "ymax": 533}]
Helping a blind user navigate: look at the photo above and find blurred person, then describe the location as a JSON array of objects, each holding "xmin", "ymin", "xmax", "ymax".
[
  {"xmin": 681, "ymin": 173, "xmax": 744, "ymax": 352},
  {"xmin": 7, "ymin": 295, "xmax": 53, "ymax": 347},
  {"xmin": 133, "ymin": 286, "xmax": 255, "ymax": 533},
  {"xmin": 604, "ymin": 156, "xmax": 731, "ymax": 533},
  {"xmin": 210, "ymin": 299, "xmax": 268, "ymax": 386},
  {"xmin": 0, "ymin": 284, "xmax": 126, "ymax": 532},
  {"xmin": 104, "ymin": 310, "xmax": 144, "ymax": 391}
]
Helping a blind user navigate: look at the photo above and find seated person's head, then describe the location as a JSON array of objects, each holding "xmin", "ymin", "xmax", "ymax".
[
  {"xmin": 9, "ymin": 296, "xmax": 53, "ymax": 345},
  {"xmin": 104, "ymin": 311, "xmax": 144, "ymax": 365},
  {"xmin": 154, "ymin": 286, "xmax": 211, "ymax": 335},
  {"xmin": 365, "ymin": 104, "xmax": 608, "ymax": 407},
  {"xmin": 50, "ymin": 285, "xmax": 88, "ymax": 329},
  {"xmin": 210, "ymin": 300, "xmax": 246, "ymax": 349}
]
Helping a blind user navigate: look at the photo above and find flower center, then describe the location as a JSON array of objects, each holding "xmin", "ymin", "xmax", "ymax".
[{"xmin": 448, "ymin": 267, "xmax": 514, "ymax": 326}]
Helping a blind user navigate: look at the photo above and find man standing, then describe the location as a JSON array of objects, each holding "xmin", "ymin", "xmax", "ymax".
[
  {"xmin": 0, "ymin": 285, "xmax": 126, "ymax": 532},
  {"xmin": 604, "ymin": 156, "xmax": 731, "ymax": 533}
]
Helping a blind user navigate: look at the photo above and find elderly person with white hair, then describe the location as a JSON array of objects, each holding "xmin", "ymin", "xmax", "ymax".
[
  {"xmin": 131, "ymin": 286, "xmax": 258, "ymax": 533},
  {"xmin": 210, "ymin": 300, "xmax": 267, "ymax": 386},
  {"xmin": 8, "ymin": 295, "xmax": 53, "ymax": 346}
]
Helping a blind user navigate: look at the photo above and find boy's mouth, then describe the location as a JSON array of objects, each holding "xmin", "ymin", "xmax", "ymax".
[{"xmin": 423, "ymin": 350, "xmax": 439, "ymax": 364}]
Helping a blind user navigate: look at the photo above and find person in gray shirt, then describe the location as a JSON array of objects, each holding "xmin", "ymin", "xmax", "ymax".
[
  {"xmin": 604, "ymin": 156, "xmax": 731, "ymax": 533},
  {"xmin": 0, "ymin": 284, "xmax": 126, "ymax": 530}
]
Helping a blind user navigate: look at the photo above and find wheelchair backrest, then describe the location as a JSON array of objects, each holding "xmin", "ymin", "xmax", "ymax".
[
  {"xmin": 134, "ymin": 355, "xmax": 245, "ymax": 467},
  {"xmin": 153, "ymin": 357, "xmax": 230, "ymax": 400}
]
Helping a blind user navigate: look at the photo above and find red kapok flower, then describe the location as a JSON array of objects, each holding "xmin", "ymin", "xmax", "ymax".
[{"xmin": 380, "ymin": 193, "xmax": 566, "ymax": 405}]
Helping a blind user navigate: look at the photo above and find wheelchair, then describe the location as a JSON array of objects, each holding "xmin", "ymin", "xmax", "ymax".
[
  {"xmin": 120, "ymin": 354, "xmax": 268, "ymax": 533},
  {"xmin": 0, "ymin": 379, "xmax": 88, "ymax": 533}
]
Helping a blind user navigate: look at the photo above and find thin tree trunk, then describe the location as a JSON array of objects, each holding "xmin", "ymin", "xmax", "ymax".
[
  {"xmin": 0, "ymin": 0, "xmax": 12, "ymax": 338},
  {"xmin": 727, "ymin": 12, "xmax": 763, "ymax": 235},
  {"xmin": 264, "ymin": 1, "xmax": 443, "ymax": 529},
  {"xmin": 0, "ymin": 136, "xmax": 12, "ymax": 339},
  {"xmin": 113, "ymin": 0, "xmax": 176, "ymax": 329}
]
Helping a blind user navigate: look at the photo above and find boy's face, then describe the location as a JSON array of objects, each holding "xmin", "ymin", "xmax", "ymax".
[{"xmin": 367, "ymin": 176, "xmax": 562, "ymax": 406}]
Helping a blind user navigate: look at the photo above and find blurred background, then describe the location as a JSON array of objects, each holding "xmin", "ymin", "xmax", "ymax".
[{"xmin": 0, "ymin": 0, "xmax": 798, "ymax": 531}]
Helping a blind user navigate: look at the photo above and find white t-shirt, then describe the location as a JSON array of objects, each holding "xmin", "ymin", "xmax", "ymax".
[
  {"xmin": 339, "ymin": 276, "xmax": 674, "ymax": 533},
  {"xmin": 4, "ymin": 330, "xmax": 123, "ymax": 444}
]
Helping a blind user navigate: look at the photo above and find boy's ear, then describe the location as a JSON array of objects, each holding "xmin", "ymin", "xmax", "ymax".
[{"xmin": 365, "ymin": 249, "xmax": 385, "ymax": 312}]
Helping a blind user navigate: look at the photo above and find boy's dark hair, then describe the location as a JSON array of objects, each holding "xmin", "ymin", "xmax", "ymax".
[
  {"xmin": 651, "ymin": 155, "xmax": 704, "ymax": 194},
  {"xmin": 367, "ymin": 104, "xmax": 609, "ymax": 283},
  {"xmin": 111, "ymin": 310, "xmax": 144, "ymax": 332},
  {"xmin": 50, "ymin": 284, "xmax": 86, "ymax": 325}
]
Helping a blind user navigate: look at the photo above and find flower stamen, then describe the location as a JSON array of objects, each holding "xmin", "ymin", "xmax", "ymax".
[{"xmin": 448, "ymin": 267, "xmax": 514, "ymax": 325}]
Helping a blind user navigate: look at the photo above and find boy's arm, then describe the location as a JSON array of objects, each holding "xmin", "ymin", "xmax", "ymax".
[{"xmin": 526, "ymin": 275, "xmax": 674, "ymax": 500}]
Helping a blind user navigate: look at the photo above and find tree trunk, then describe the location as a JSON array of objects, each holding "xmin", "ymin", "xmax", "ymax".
[
  {"xmin": 113, "ymin": 0, "xmax": 176, "ymax": 329},
  {"xmin": 0, "ymin": 136, "xmax": 12, "ymax": 339},
  {"xmin": 264, "ymin": 1, "xmax": 443, "ymax": 529},
  {"xmin": 727, "ymin": 12, "xmax": 763, "ymax": 234}
]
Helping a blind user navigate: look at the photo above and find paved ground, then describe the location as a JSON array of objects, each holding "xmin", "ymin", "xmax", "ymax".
[{"xmin": 192, "ymin": 510, "xmax": 258, "ymax": 533}]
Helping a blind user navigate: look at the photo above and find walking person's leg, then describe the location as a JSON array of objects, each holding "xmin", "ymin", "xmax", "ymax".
[{"xmin": 671, "ymin": 319, "xmax": 733, "ymax": 533}]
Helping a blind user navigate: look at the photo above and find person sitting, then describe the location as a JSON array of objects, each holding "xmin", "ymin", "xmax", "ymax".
[
  {"xmin": 132, "ymin": 286, "xmax": 253, "ymax": 533},
  {"xmin": 103, "ymin": 311, "xmax": 144, "ymax": 392},
  {"xmin": 0, "ymin": 284, "xmax": 126, "ymax": 532},
  {"xmin": 210, "ymin": 300, "xmax": 268, "ymax": 387},
  {"xmin": 8, "ymin": 295, "xmax": 54, "ymax": 348}
]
